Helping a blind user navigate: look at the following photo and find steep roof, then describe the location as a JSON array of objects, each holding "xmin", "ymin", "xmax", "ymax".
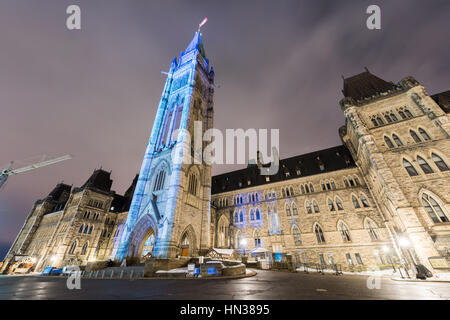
[
  {"xmin": 73, "ymin": 169, "xmax": 113, "ymax": 193},
  {"xmin": 110, "ymin": 174, "xmax": 138, "ymax": 213},
  {"xmin": 184, "ymin": 31, "xmax": 206, "ymax": 58},
  {"xmin": 211, "ymin": 145, "xmax": 355, "ymax": 194},
  {"xmin": 343, "ymin": 70, "xmax": 397, "ymax": 101},
  {"xmin": 431, "ymin": 90, "xmax": 450, "ymax": 113}
]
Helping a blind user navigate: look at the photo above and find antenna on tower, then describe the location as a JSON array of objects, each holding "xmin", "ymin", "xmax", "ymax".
[{"xmin": 198, "ymin": 17, "xmax": 208, "ymax": 32}]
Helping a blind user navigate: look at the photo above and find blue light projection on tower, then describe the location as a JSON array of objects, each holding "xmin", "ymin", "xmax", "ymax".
[{"xmin": 115, "ymin": 31, "xmax": 214, "ymax": 261}]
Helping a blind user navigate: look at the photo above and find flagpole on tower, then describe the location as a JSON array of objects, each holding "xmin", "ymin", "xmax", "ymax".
[{"xmin": 198, "ymin": 17, "xmax": 208, "ymax": 32}]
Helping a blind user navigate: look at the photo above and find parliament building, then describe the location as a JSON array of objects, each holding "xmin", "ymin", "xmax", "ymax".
[{"xmin": 2, "ymin": 31, "xmax": 449, "ymax": 276}]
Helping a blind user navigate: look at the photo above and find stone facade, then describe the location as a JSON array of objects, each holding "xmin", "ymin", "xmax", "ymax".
[{"xmin": 2, "ymin": 34, "xmax": 449, "ymax": 276}]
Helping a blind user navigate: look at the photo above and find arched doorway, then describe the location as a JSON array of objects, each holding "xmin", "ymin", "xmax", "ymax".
[
  {"xmin": 126, "ymin": 213, "xmax": 158, "ymax": 260},
  {"xmin": 180, "ymin": 233, "xmax": 190, "ymax": 257},
  {"xmin": 179, "ymin": 225, "xmax": 197, "ymax": 257}
]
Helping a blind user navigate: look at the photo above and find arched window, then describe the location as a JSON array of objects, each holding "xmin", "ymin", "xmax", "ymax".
[
  {"xmin": 292, "ymin": 203, "xmax": 298, "ymax": 216},
  {"xmin": 376, "ymin": 117, "xmax": 384, "ymax": 126},
  {"xmin": 305, "ymin": 184, "xmax": 310, "ymax": 193},
  {"xmin": 292, "ymin": 226, "xmax": 302, "ymax": 245},
  {"xmin": 338, "ymin": 222, "xmax": 351, "ymax": 242},
  {"xmin": 285, "ymin": 203, "xmax": 291, "ymax": 216},
  {"xmin": 399, "ymin": 110, "xmax": 406, "ymax": 119},
  {"xmin": 69, "ymin": 241, "xmax": 77, "ymax": 254},
  {"xmin": 349, "ymin": 177, "xmax": 355, "ymax": 186},
  {"xmin": 188, "ymin": 173, "xmax": 198, "ymax": 195},
  {"xmin": 422, "ymin": 193, "xmax": 449, "ymax": 223},
  {"xmin": 354, "ymin": 176, "xmax": 360, "ymax": 186},
  {"xmin": 365, "ymin": 219, "xmax": 379, "ymax": 240},
  {"xmin": 239, "ymin": 211, "xmax": 244, "ymax": 222},
  {"xmin": 390, "ymin": 112, "xmax": 398, "ymax": 121},
  {"xmin": 83, "ymin": 225, "xmax": 89, "ymax": 234},
  {"xmin": 419, "ymin": 128, "xmax": 431, "ymax": 141},
  {"xmin": 371, "ymin": 118, "xmax": 378, "ymax": 126},
  {"xmin": 78, "ymin": 224, "xmax": 84, "ymax": 233},
  {"xmin": 432, "ymin": 153, "xmax": 449, "ymax": 172},
  {"xmin": 81, "ymin": 242, "xmax": 88, "ymax": 255},
  {"xmin": 254, "ymin": 230, "xmax": 261, "ymax": 248},
  {"xmin": 384, "ymin": 114, "xmax": 392, "ymax": 123},
  {"xmin": 88, "ymin": 226, "xmax": 93, "ymax": 234},
  {"xmin": 410, "ymin": 130, "xmax": 421, "ymax": 143},
  {"xmin": 255, "ymin": 208, "xmax": 261, "ymax": 220},
  {"xmin": 336, "ymin": 198, "xmax": 344, "ymax": 211},
  {"xmin": 321, "ymin": 181, "xmax": 326, "ymax": 191},
  {"xmin": 352, "ymin": 195, "xmax": 361, "ymax": 208},
  {"xmin": 282, "ymin": 188, "xmax": 286, "ymax": 198},
  {"xmin": 306, "ymin": 200, "xmax": 312, "ymax": 214},
  {"xmin": 234, "ymin": 212, "xmax": 239, "ymax": 223},
  {"xmin": 392, "ymin": 134, "xmax": 403, "ymax": 147},
  {"xmin": 313, "ymin": 200, "xmax": 320, "ymax": 213},
  {"xmin": 328, "ymin": 198, "xmax": 335, "ymax": 211},
  {"xmin": 331, "ymin": 181, "xmax": 336, "ymax": 190},
  {"xmin": 309, "ymin": 183, "xmax": 314, "ymax": 193},
  {"xmin": 300, "ymin": 185, "xmax": 305, "ymax": 194},
  {"xmin": 250, "ymin": 209, "xmax": 255, "ymax": 221},
  {"xmin": 403, "ymin": 159, "xmax": 419, "ymax": 176},
  {"xmin": 405, "ymin": 109, "xmax": 413, "ymax": 118},
  {"xmin": 343, "ymin": 178, "xmax": 349, "ymax": 188},
  {"xmin": 314, "ymin": 224, "xmax": 326, "ymax": 243},
  {"xmin": 417, "ymin": 156, "xmax": 434, "ymax": 174},
  {"xmin": 153, "ymin": 169, "xmax": 166, "ymax": 191},
  {"xmin": 384, "ymin": 136, "xmax": 394, "ymax": 148},
  {"xmin": 360, "ymin": 194, "xmax": 370, "ymax": 207}
]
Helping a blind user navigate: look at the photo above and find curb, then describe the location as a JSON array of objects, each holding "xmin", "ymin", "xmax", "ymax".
[{"xmin": 390, "ymin": 277, "xmax": 450, "ymax": 283}]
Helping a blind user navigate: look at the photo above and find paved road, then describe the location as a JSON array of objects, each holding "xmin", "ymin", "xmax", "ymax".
[{"xmin": 0, "ymin": 270, "xmax": 449, "ymax": 300}]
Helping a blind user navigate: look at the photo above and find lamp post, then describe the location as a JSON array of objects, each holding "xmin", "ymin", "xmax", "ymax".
[
  {"xmin": 398, "ymin": 236, "xmax": 413, "ymax": 278},
  {"xmin": 240, "ymin": 238, "xmax": 247, "ymax": 256},
  {"xmin": 382, "ymin": 245, "xmax": 397, "ymax": 274}
]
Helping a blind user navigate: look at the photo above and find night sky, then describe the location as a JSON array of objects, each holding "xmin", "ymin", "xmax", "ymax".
[{"xmin": 1, "ymin": 0, "xmax": 449, "ymax": 260}]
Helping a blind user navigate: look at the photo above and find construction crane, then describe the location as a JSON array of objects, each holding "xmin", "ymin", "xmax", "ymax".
[{"xmin": 0, "ymin": 154, "xmax": 72, "ymax": 191}]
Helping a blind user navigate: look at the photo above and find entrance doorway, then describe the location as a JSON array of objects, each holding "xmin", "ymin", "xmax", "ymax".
[{"xmin": 180, "ymin": 233, "xmax": 189, "ymax": 257}]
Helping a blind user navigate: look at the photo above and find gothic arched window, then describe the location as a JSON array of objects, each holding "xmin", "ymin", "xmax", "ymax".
[
  {"xmin": 88, "ymin": 226, "xmax": 93, "ymax": 234},
  {"xmin": 313, "ymin": 200, "xmax": 320, "ymax": 213},
  {"xmin": 343, "ymin": 178, "xmax": 349, "ymax": 188},
  {"xmin": 365, "ymin": 219, "xmax": 379, "ymax": 240},
  {"xmin": 69, "ymin": 241, "xmax": 77, "ymax": 254},
  {"xmin": 384, "ymin": 136, "xmax": 394, "ymax": 148},
  {"xmin": 239, "ymin": 211, "xmax": 244, "ymax": 222},
  {"xmin": 422, "ymin": 193, "xmax": 449, "ymax": 223},
  {"xmin": 336, "ymin": 197, "xmax": 344, "ymax": 211},
  {"xmin": 403, "ymin": 159, "xmax": 419, "ymax": 176},
  {"xmin": 306, "ymin": 200, "xmax": 312, "ymax": 214},
  {"xmin": 255, "ymin": 208, "xmax": 261, "ymax": 220},
  {"xmin": 314, "ymin": 224, "xmax": 326, "ymax": 243},
  {"xmin": 250, "ymin": 209, "xmax": 255, "ymax": 221},
  {"xmin": 81, "ymin": 242, "xmax": 88, "ymax": 255},
  {"xmin": 78, "ymin": 224, "xmax": 84, "ymax": 233},
  {"xmin": 83, "ymin": 225, "xmax": 89, "ymax": 234},
  {"xmin": 392, "ymin": 134, "xmax": 403, "ymax": 147},
  {"xmin": 419, "ymin": 128, "xmax": 431, "ymax": 141},
  {"xmin": 417, "ymin": 156, "xmax": 434, "ymax": 174},
  {"xmin": 432, "ymin": 153, "xmax": 449, "ymax": 172},
  {"xmin": 352, "ymin": 195, "xmax": 360, "ymax": 208},
  {"xmin": 410, "ymin": 130, "xmax": 421, "ymax": 143},
  {"xmin": 254, "ymin": 230, "xmax": 261, "ymax": 248},
  {"xmin": 188, "ymin": 172, "xmax": 198, "ymax": 195},
  {"xmin": 292, "ymin": 203, "xmax": 298, "ymax": 216},
  {"xmin": 338, "ymin": 222, "xmax": 351, "ymax": 242},
  {"xmin": 309, "ymin": 183, "xmax": 314, "ymax": 193},
  {"xmin": 328, "ymin": 198, "xmax": 335, "ymax": 211},
  {"xmin": 360, "ymin": 194, "xmax": 370, "ymax": 207},
  {"xmin": 285, "ymin": 203, "xmax": 291, "ymax": 216},
  {"xmin": 153, "ymin": 169, "xmax": 166, "ymax": 191},
  {"xmin": 293, "ymin": 226, "xmax": 302, "ymax": 245}
]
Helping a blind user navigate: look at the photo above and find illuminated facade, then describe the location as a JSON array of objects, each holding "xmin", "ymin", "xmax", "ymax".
[{"xmin": 2, "ymin": 32, "xmax": 449, "ymax": 275}]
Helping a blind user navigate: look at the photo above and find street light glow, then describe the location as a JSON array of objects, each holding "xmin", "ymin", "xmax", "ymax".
[
  {"xmin": 240, "ymin": 238, "xmax": 247, "ymax": 247},
  {"xmin": 382, "ymin": 245, "xmax": 390, "ymax": 253},
  {"xmin": 398, "ymin": 237, "xmax": 411, "ymax": 248}
]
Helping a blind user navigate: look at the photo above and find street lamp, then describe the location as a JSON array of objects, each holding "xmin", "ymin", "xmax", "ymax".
[
  {"xmin": 398, "ymin": 236, "xmax": 414, "ymax": 278},
  {"xmin": 240, "ymin": 238, "xmax": 247, "ymax": 256},
  {"xmin": 382, "ymin": 245, "xmax": 396, "ymax": 273}
]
